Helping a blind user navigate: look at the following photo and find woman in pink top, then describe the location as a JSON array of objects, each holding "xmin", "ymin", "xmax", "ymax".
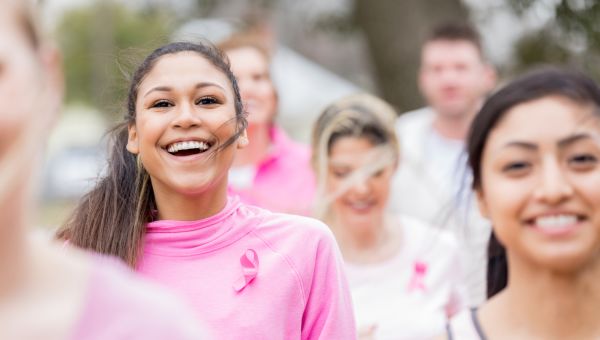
[
  {"xmin": 0, "ymin": 1, "xmax": 204, "ymax": 339},
  {"xmin": 217, "ymin": 33, "xmax": 316, "ymax": 215},
  {"xmin": 58, "ymin": 40, "xmax": 355, "ymax": 339},
  {"xmin": 444, "ymin": 68, "xmax": 600, "ymax": 339},
  {"xmin": 311, "ymin": 94, "xmax": 466, "ymax": 339}
]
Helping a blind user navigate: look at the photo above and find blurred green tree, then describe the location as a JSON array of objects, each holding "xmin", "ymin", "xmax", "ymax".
[
  {"xmin": 508, "ymin": 0, "xmax": 600, "ymax": 80},
  {"xmin": 56, "ymin": 1, "xmax": 172, "ymax": 117}
]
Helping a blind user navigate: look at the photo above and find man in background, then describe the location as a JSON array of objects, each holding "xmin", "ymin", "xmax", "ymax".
[{"xmin": 390, "ymin": 22, "xmax": 496, "ymax": 306}]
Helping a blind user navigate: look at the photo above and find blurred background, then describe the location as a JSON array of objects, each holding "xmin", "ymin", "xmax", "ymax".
[{"xmin": 38, "ymin": 0, "xmax": 600, "ymax": 228}]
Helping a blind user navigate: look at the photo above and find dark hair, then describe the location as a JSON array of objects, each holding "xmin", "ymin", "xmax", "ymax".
[
  {"xmin": 57, "ymin": 42, "xmax": 247, "ymax": 267},
  {"xmin": 467, "ymin": 66, "xmax": 600, "ymax": 297},
  {"xmin": 425, "ymin": 21, "xmax": 483, "ymax": 56}
]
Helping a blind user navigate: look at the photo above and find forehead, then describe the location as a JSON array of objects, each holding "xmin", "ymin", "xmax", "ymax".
[
  {"xmin": 421, "ymin": 40, "xmax": 482, "ymax": 65},
  {"xmin": 138, "ymin": 52, "xmax": 232, "ymax": 92},
  {"xmin": 226, "ymin": 47, "xmax": 269, "ymax": 73},
  {"xmin": 330, "ymin": 137, "xmax": 375, "ymax": 163},
  {"xmin": 487, "ymin": 96, "xmax": 600, "ymax": 147}
]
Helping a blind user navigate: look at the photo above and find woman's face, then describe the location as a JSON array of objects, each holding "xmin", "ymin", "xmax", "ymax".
[
  {"xmin": 327, "ymin": 136, "xmax": 395, "ymax": 226},
  {"xmin": 226, "ymin": 47, "xmax": 277, "ymax": 127},
  {"xmin": 127, "ymin": 52, "xmax": 245, "ymax": 202},
  {"xmin": 478, "ymin": 95, "xmax": 600, "ymax": 272},
  {"xmin": 0, "ymin": 9, "xmax": 43, "ymax": 169}
]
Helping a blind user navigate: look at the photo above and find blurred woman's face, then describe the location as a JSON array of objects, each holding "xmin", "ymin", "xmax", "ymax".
[
  {"xmin": 327, "ymin": 136, "xmax": 395, "ymax": 226},
  {"xmin": 0, "ymin": 10, "xmax": 43, "ymax": 165},
  {"xmin": 226, "ymin": 47, "xmax": 277, "ymax": 127},
  {"xmin": 478, "ymin": 95, "xmax": 600, "ymax": 273}
]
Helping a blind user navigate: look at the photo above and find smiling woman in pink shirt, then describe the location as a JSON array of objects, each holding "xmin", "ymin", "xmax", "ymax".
[
  {"xmin": 58, "ymin": 41, "xmax": 355, "ymax": 339},
  {"xmin": 218, "ymin": 33, "xmax": 316, "ymax": 216}
]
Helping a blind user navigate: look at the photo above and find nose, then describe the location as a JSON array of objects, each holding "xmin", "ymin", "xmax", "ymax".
[
  {"xmin": 349, "ymin": 176, "xmax": 372, "ymax": 197},
  {"xmin": 172, "ymin": 102, "xmax": 201, "ymax": 129},
  {"xmin": 533, "ymin": 157, "xmax": 574, "ymax": 205}
]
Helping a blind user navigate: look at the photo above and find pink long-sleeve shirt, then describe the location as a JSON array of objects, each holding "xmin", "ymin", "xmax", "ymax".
[
  {"xmin": 137, "ymin": 196, "xmax": 356, "ymax": 340},
  {"xmin": 228, "ymin": 126, "xmax": 316, "ymax": 215}
]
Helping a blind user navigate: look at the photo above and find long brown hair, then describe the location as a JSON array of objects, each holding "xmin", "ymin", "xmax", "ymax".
[{"xmin": 57, "ymin": 42, "xmax": 247, "ymax": 267}]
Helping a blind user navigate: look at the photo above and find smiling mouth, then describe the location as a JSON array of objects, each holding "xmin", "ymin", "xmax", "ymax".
[
  {"xmin": 165, "ymin": 140, "xmax": 212, "ymax": 156},
  {"xmin": 526, "ymin": 214, "xmax": 586, "ymax": 230}
]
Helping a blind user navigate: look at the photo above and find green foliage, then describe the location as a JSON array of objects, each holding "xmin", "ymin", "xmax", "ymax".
[
  {"xmin": 57, "ymin": 1, "xmax": 172, "ymax": 116},
  {"xmin": 508, "ymin": 0, "xmax": 600, "ymax": 81}
]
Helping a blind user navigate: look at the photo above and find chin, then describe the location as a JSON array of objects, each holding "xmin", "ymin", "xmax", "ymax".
[{"xmin": 530, "ymin": 250, "xmax": 600, "ymax": 274}]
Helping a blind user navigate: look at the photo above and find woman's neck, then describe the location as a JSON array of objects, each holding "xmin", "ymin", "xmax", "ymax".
[
  {"xmin": 482, "ymin": 253, "xmax": 600, "ymax": 339},
  {"xmin": 330, "ymin": 213, "xmax": 401, "ymax": 264},
  {"xmin": 233, "ymin": 123, "xmax": 271, "ymax": 166},
  {"xmin": 153, "ymin": 181, "xmax": 229, "ymax": 221}
]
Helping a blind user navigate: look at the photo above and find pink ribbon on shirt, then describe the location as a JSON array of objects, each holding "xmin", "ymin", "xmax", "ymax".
[
  {"xmin": 407, "ymin": 261, "xmax": 428, "ymax": 292},
  {"xmin": 233, "ymin": 249, "xmax": 259, "ymax": 292}
]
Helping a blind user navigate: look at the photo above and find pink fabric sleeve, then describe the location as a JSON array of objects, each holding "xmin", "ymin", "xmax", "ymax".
[
  {"xmin": 300, "ymin": 231, "xmax": 356, "ymax": 340},
  {"xmin": 71, "ymin": 256, "xmax": 207, "ymax": 339}
]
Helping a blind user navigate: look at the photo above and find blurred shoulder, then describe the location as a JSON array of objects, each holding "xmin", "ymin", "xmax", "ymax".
[
  {"xmin": 79, "ymin": 254, "xmax": 207, "ymax": 338},
  {"xmin": 397, "ymin": 107, "xmax": 435, "ymax": 130},
  {"xmin": 250, "ymin": 207, "xmax": 334, "ymax": 241}
]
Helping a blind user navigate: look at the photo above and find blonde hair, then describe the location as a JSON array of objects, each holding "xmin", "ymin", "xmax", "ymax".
[{"xmin": 311, "ymin": 93, "xmax": 400, "ymax": 219}]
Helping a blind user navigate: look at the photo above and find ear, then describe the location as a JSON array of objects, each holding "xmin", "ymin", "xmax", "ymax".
[
  {"xmin": 475, "ymin": 188, "xmax": 490, "ymax": 219},
  {"xmin": 237, "ymin": 129, "xmax": 249, "ymax": 149},
  {"xmin": 482, "ymin": 63, "xmax": 497, "ymax": 93},
  {"xmin": 126, "ymin": 123, "xmax": 140, "ymax": 154}
]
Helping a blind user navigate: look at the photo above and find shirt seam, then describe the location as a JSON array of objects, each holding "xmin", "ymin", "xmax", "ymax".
[{"xmin": 249, "ymin": 229, "xmax": 308, "ymax": 304}]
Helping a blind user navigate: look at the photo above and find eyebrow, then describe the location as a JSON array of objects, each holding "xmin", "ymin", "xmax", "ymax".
[
  {"xmin": 143, "ymin": 82, "xmax": 226, "ymax": 98},
  {"xmin": 557, "ymin": 133, "xmax": 594, "ymax": 147},
  {"xmin": 501, "ymin": 133, "xmax": 596, "ymax": 151}
]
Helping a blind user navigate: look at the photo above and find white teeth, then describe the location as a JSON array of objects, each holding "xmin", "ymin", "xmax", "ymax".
[
  {"xmin": 535, "ymin": 214, "xmax": 578, "ymax": 229},
  {"xmin": 348, "ymin": 202, "xmax": 371, "ymax": 210},
  {"xmin": 167, "ymin": 141, "xmax": 209, "ymax": 153}
]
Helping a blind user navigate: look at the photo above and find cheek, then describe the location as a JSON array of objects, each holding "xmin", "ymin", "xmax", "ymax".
[
  {"xmin": 572, "ymin": 173, "xmax": 600, "ymax": 208},
  {"xmin": 482, "ymin": 175, "xmax": 528, "ymax": 225}
]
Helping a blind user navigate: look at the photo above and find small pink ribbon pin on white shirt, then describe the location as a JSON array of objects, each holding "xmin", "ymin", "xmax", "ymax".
[
  {"xmin": 407, "ymin": 261, "xmax": 428, "ymax": 292},
  {"xmin": 233, "ymin": 249, "xmax": 259, "ymax": 292}
]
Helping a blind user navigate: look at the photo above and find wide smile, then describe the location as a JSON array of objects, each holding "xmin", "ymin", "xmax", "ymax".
[
  {"xmin": 344, "ymin": 199, "xmax": 377, "ymax": 214},
  {"xmin": 525, "ymin": 213, "xmax": 587, "ymax": 236},
  {"xmin": 162, "ymin": 138, "xmax": 215, "ymax": 158}
]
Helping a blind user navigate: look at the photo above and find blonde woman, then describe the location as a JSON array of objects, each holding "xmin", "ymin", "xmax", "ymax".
[{"xmin": 312, "ymin": 93, "xmax": 467, "ymax": 339}]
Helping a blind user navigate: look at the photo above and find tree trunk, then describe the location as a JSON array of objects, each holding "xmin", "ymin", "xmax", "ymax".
[{"xmin": 354, "ymin": 0, "xmax": 469, "ymax": 113}]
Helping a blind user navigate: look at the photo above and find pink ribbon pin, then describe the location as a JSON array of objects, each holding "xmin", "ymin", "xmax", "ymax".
[
  {"xmin": 407, "ymin": 261, "xmax": 428, "ymax": 292},
  {"xmin": 233, "ymin": 249, "xmax": 259, "ymax": 292}
]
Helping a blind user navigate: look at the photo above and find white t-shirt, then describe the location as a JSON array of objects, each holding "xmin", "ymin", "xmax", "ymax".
[{"xmin": 344, "ymin": 216, "xmax": 466, "ymax": 340}]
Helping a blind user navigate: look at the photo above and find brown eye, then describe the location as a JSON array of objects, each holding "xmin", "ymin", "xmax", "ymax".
[
  {"xmin": 569, "ymin": 154, "xmax": 597, "ymax": 170},
  {"xmin": 502, "ymin": 161, "xmax": 530, "ymax": 175},
  {"xmin": 196, "ymin": 96, "xmax": 218, "ymax": 105},
  {"xmin": 151, "ymin": 100, "xmax": 172, "ymax": 108}
]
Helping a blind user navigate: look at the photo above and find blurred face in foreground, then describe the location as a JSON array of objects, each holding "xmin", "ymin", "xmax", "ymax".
[{"xmin": 0, "ymin": 2, "xmax": 61, "ymax": 219}]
